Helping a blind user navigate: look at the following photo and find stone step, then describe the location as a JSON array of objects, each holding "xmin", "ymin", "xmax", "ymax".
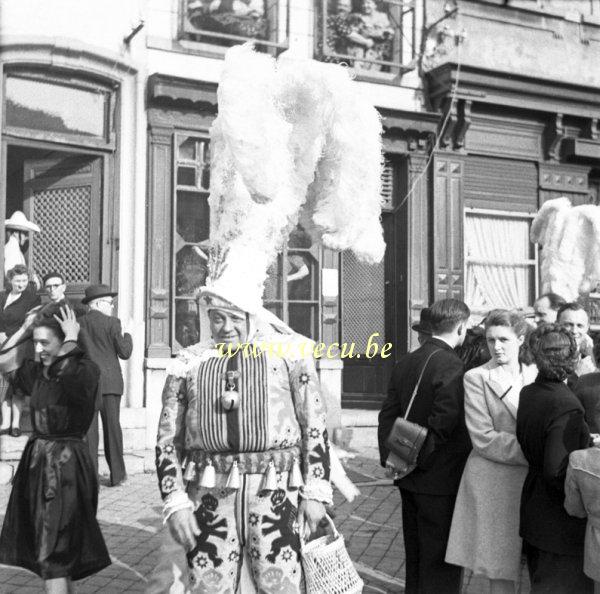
[
  {"xmin": 0, "ymin": 406, "xmax": 148, "ymax": 460},
  {"xmin": 341, "ymin": 409, "xmax": 380, "ymax": 460},
  {"xmin": 0, "ymin": 450, "xmax": 155, "ymax": 485}
]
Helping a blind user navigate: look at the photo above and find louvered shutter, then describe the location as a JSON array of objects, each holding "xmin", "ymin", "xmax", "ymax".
[{"xmin": 381, "ymin": 157, "xmax": 394, "ymax": 210}]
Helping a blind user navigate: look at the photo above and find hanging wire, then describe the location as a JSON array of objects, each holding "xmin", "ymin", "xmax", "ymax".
[{"xmin": 395, "ymin": 37, "xmax": 463, "ymax": 212}]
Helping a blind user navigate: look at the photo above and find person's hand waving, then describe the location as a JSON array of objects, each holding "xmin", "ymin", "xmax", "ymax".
[{"xmin": 54, "ymin": 306, "xmax": 80, "ymax": 342}]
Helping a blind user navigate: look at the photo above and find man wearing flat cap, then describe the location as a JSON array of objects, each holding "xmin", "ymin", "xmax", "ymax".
[{"xmin": 79, "ymin": 284, "xmax": 132, "ymax": 486}]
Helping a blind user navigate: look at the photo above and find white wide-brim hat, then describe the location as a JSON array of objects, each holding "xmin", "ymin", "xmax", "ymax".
[{"xmin": 5, "ymin": 211, "xmax": 40, "ymax": 233}]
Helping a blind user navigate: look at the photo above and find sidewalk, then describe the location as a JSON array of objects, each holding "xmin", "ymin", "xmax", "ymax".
[{"xmin": 0, "ymin": 452, "xmax": 529, "ymax": 593}]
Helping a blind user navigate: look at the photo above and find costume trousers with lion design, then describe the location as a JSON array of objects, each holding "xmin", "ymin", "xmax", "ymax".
[{"xmin": 186, "ymin": 471, "xmax": 303, "ymax": 594}]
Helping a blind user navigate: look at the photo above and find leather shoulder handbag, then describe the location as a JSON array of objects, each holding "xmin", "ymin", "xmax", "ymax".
[{"xmin": 385, "ymin": 349, "xmax": 441, "ymax": 479}]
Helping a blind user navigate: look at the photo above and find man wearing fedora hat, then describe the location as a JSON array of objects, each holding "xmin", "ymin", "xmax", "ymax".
[
  {"xmin": 79, "ymin": 284, "xmax": 132, "ymax": 486},
  {"xmin": 412, "ymin": 307, "xmax": 433, "ymax": 347}
]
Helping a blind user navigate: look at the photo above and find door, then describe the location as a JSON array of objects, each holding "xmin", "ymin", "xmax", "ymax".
[
  {"xmin": 341, "ymin": 213, "xmax": 401, "ymax": 408},
  {"xmin": 23, "ymin": 155, "xmax": 103, "ymax": 302}
]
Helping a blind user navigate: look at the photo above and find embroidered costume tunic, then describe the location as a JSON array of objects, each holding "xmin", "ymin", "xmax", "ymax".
[
  {"xmin": 155, "ymin": 333, "xmax": 332, "ymax": 593},
  {"xmin": 156, "ymin": 334, "xmax": 332, "ymax": 505}
]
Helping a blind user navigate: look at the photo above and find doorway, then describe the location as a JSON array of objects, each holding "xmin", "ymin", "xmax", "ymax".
[
  {"xmin": 341, "ymin": 154, "xmax": 409, "ymax": 408},
  {"xmin": 5, "ymin": 145, "xmax": 105, "ymax": 302}
]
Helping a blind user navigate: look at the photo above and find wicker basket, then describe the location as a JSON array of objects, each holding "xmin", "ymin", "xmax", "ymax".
[{"xmin": 300, "ymin": 515, "xmax": 364, "ymax": 594}]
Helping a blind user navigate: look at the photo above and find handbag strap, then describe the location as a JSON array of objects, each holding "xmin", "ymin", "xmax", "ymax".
[{"xmin": 404, "ymin": 349, "xmax": 442, "ymax": 419}]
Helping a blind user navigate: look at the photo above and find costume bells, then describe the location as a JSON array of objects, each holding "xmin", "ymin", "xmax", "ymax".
[{"xmin": 182, "ymin": 451, "xmax": 305, "ymax": 494}]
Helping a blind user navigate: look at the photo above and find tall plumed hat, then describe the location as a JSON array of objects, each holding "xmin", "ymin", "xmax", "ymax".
[{"xmin": 199, "ymin": 44, "xmax": 385, "ymax": 315}]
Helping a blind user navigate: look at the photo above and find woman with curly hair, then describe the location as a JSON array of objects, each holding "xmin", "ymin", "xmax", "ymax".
[
  {"xmin": 0, "ymin": 304, "xmax": 110, "ymax": 593},
  {"xmin": 517, "ymin": 324, "xmax": 593, "ymax": 594}
]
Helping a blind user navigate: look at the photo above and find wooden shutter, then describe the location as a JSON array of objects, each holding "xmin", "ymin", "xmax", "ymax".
[
  {"xmin": 433, "ymin": 156, "xmax": 464, "ymax": 301},
  {"xmin": 464, "ymin": 156, "xmax": 537, "ymax": 212}
]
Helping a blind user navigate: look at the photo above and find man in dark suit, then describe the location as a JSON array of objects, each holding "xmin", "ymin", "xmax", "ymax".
[
  {"xmin": 378, "ymin": 298, "xmax": 472, "ymax": 594},
  {"xmin": 80, "ymin": 284, "xmax": 133, "ymax": 486}
]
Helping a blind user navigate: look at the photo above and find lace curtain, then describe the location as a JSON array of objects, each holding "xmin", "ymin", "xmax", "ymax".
[{"xmin": 465, "ymin": 214, "xmax": 533, "ymax": 313}]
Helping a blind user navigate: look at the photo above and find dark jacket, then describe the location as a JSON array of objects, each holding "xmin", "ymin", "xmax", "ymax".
[
  {"xmin": 39, "ymin": 297, "xmax": 88, "ymax": 319},
  {"xmin": 0, "ymin": 287, "xmax": 41, "ymax": 338},
  {"xmin": 516, "ymin": 377, "xmax": 590, "ymax": 556},
  {"xmin": 78, "ymin": 310, "xmax": 133, "ymax": 395},
  {"xmin": 573, "ymin": 372, "xmax": 600, "ymax": 434},
  {"xmin": 378, "ymin": 337, "xmax": 472, "ymax": 495}
]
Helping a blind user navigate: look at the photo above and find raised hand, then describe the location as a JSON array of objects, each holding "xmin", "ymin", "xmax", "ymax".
[{"xmin": 53, "ymin": 306, "xmax": 80, "ymax": 342}]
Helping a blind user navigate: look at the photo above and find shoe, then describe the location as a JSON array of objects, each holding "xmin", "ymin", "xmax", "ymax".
[
  {"xmin": 0, "ymin": 428, "xmax": 9, "ymax": 436},
  {"xmin": 111, "ymin": 476, "xmax": 128, "ymax": 487},
  {"xmin": 10, "ymin": 428, "xmax": 21, "ymax": 438}
]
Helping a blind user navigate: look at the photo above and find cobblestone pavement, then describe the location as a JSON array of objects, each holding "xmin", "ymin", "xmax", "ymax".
[{"xmin": 0, "ymin": 454, "xmax": 529, "ymax": 593}]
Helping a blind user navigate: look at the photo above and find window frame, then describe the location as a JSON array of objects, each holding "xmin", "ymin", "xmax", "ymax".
[
  {"xmin": 171, "ymin": 132, "xmax": 212, "ymax": 352},
  {"xmin": 464, "ymin": 207, "xmax": 539, "ymax": 317},
  {"xmin": 2, "ymin": 69, "xmax": 116, "ymax": 150},
  {"xmin": 315, "ymin": 0, "xmax": 416, "ymax": 84},
  {"xmin": 263, "ymin": 236, "xmax": 324, "ymax": 343},
  {"xmin": 178, "ymin": 0, "xmax": 290, "ymax": 55}
]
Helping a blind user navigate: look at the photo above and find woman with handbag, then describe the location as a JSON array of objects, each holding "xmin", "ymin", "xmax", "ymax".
[{"xmin": 446, "ymin": 310, "xmax": 536, "ymax": 594}]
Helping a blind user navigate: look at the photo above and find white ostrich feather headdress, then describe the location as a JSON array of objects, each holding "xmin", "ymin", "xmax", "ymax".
[
  {"xmin": 531, "ymin": 197, "xmax": 600, "ymax": 301},
  {"xmin": 200, "ymin": 44, "xmax": 385, "ymax": 316}
]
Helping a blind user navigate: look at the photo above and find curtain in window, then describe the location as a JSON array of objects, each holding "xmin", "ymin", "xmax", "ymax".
[{"xmin": 465, "ymin": 215, "xmax": 531, "ymax": 312}]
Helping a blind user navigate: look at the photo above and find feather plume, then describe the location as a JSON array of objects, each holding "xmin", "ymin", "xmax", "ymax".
[
  {"xmin": 204, "ymin": 45, "xmax": 385, "ymax": 312},
  {"xmin": 571, "ymin": 205, "xmax": 600, "ymax": 295},
  {"xmin": 530, "ymin": 198, "xmax": 574, "ymax": 299}
]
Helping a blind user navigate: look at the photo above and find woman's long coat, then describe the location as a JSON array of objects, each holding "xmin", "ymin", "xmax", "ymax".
[{"xmin": 446, "ymin": 361, "xmax": 537, "ymax": 581}]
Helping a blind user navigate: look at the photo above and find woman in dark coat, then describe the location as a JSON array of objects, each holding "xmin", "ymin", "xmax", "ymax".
[
  {"xmin": 0, "ymin": 263, "xmax": 41, "ymax": 436},
  {"xmin": 516, "ymin": 324, "xmax": 593, "ymax": 594},
  {"xmin": 0, "ymin": 304, "xmax": 110, "ymax": 593}
]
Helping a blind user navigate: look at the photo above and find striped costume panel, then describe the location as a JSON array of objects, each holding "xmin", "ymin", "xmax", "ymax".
[
  {"xmin": 192, "ymin": 353, "xmax": 269, "ymax": 453},
  {"xmin": 239, "ymin": 352, "xmax": 268, "ymax": 451},
  {"xmin": 194, "ymin": 355, "xmax": 229, "ymax": 451}
]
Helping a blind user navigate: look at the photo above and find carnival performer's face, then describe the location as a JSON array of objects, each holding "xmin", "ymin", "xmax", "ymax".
[
  {"xmin": 558, "ymin": 309, "xmax": 589, "ymax": 348},
  {"xmin": 486, "ymin": 325, "xmax": 523, "ymax": 367},
  {"xmin": 9, "ymin": 273, "xmax": 29, "ymax": 294},
  {"xmin": 45, "ymin": 276, "xmax": 66, "ymax": 303},
  {"xmin": 208, "ymin": 308, "xmax": 248, "ymax": 347},
  {"xmin": 33, "ymin": 326, "xmax": 63, "ymax": 367},
  {"xmin": 533, "ymin": 297, "xmax": 557, "ymax": 326}
]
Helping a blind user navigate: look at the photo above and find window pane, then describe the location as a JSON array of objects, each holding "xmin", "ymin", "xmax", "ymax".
[
  {"xmin": 264, "ymin": 255, "xmax": 283, "ymax": 301},
  {"xmin": 176, "ymin": 244, "xmax": 208, "ymax": 296},
  {"xmin": 5, "ymin": 76, "xmax": 106, "ymax": 137},
  {"xmin": 289, "ymin": 303, "xmax": 318, "ymax": 340},
  {"xmin": 465, "ymin": 214, "xmax": 534, "ymax": 312},
  {"xmin": 199, "ymin": 143, "xmax": 211, "ymax": 191},
  {"xmin": 288, "ymin": 225, "xmax": 312, "ymax": 248},
  {"xmin": 186, "ymin": 0, "xmax": 269, "ymax": 40},
  {"xmin": 342, "ymin": 251, "xmax": 385, "ymax": 352},
  {"xmin": 265, "ymin": 302, "xmax": 283, "ymax": 320},
  {"xmin": 177, "ymin": 191, "xmax": 210, "ymax": 243},
  {"xmin": 175, "ymin": 299, "xmax": 200, "ymax": 348},
  {"xmin": 287, "ymin": 251, "xmax": 318, "ymax": 301},
  {"xmin": 178, "ymin": 137, "xmax": 196, "ymax": 161},
  {"xmin": 177, "ymin": 166, "xmax": 196, "ymax": 186}
]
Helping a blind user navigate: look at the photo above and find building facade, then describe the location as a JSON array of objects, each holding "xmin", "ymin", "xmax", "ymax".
[{"xmin": 1, "ymin": 0, "xmax": 600, "ymax": 453}]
